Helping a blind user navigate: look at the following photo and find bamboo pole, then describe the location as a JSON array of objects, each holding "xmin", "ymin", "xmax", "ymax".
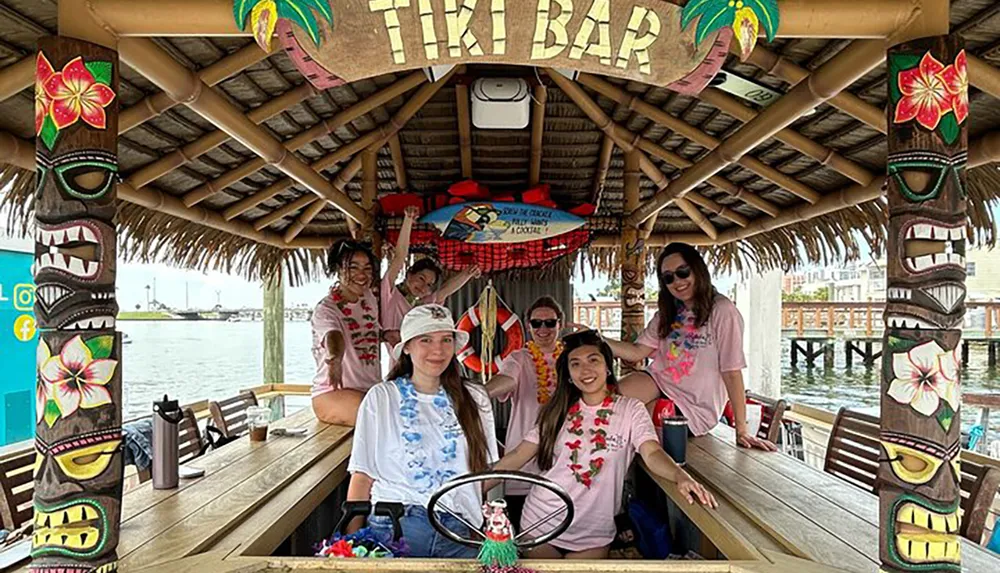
[
  {"xmin": 254, "ymin": 195, "xmax": 317, "ymax": 231},
  {"xmin": 969, "ymin": 55, "xmax": 1000, "ymax": 101},
  {"xmin": 181, "ymin": 70, "xmax": 424, "ymax": 207},
  {"xmin": 456, "ymin": 82, "xmax": 473, "ymax": 179},
  {"xmin": 969, "ymin": 130, "xmax": 1000, "ymax": 168},
  {"xmin": 86, "ymin": 0, "xmax": 942, "ymax": 39},
  {"xmin": 627, "ymin": 40, "xmax": 886, "ymax": 227},
  {"xmin": 620, "ymin": 148, "xmax": 645, "ymax": 370},
  {"xmin": 120, "ymin": 43, "xmax": 268, "ymax": 133},
  {"xmin": 529, "ymin": 84, "xmax": 547, "ymax": 186},
  {"xmin": 119, "ymin": 38, "xmax": 367, "ymax": 222},
  {"xmin": 0, "ymin": 131, "xmax": 33, "ymax": 170},
  {"xmin": 742, "ymin": 45, "xmax": 887, "ymax": 134},
  {"xmin": 697, "ymin": 88, "xmax": 876, "ymax": 185},
  {"xmin": 262, "ymin": 269, "xmax": 285, "ymax": 385},
  {"xmin": 0, "ymin": 56, "xmax": 33, "ymax": 103},
  {"xmin": 577, "ymin": 73, "xmax": 819, "ymax": 204},
  {"xmin": 546, "ymin": 68, "xmax": 734, "ymax": 235},
  {"xmin": 388, "ymin": 133, "xmax": 408, "ymax": 191},
  {"xmin": 360, "ymin": 148, "xmax": 382, "ymax": 252},
  {"xmin": 127, "ymin": 83, "xmax": 316, "ymax": 190},
  {"xmin": 592, "ymin": 135, "xmax": 614, "ymax": 207},
  {"xmin": 224, "ymin": 179, "xmax": 295, "ymax": 221},
  {"xmin": 590, "ymin": 234, "xmax": 714, "ymax": 247}
]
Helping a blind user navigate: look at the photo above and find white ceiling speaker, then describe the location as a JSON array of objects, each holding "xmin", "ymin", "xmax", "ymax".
[{"xmin": 471, "ymin": 78, "xmax": 531, "ymax": 129}]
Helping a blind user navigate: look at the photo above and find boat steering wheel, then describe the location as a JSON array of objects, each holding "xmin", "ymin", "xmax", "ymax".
[{"xmin": 426, "ymin": 470, "xmax": 574, "ymax": 549}]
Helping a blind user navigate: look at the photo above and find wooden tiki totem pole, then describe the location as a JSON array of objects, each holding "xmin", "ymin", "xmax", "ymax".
[
  {"xmin": 620, "ymin": 149, "xmax": 645, "ymax": 373},
  {"xmin": 31, "ymin": 36, "xmax": 122, "ymax": 573},
  {"xmin": 880, "ymin": 35, "xmax": 967, "ymax": 573}
]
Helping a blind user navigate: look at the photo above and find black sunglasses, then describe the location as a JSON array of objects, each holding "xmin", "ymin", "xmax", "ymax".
[
  {"xmin": 661, "ymin": 265, "xmax": 692, "ymax": 285},
  {"xmin": 530, "ymin": 319, "xmax": 560, "ymax": 329}
]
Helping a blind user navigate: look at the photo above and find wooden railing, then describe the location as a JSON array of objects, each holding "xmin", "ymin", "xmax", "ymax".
[{"xmin": 781, "ymin": 301, "xmax": 1000, "ymax": 339}]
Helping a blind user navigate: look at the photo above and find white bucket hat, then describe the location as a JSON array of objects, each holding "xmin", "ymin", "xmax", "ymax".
[{"xmin": 392, "ymin": 304, "xmax": 470, "ymax": 360}]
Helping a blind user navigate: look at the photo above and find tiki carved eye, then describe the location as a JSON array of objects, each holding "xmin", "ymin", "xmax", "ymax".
[
  {"xmin": 888, "ymin": 150, "xmax": 966, "ymax": 203},
  {"xmin": 883, "ymin": 441, "xmax": 958, "ymax": 486},
  {"xmin": 53, "ymin": 439, "xmax": 121, "ymax": 481}
]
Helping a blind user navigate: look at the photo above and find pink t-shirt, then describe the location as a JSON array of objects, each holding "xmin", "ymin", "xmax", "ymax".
[
  {"xmin": 380, "ymin": 274, "xmax": 415, "ymax": 333},
  {"xmin": 496, "ymin": 347, "xmax": 559, "ymax": 495},
  {"xmin": 519, "ymin": 395, "xmax": 658, "ymax": 551},
  {"xmin": 636, "ymin": 295, "xmax": 746, "ymax": 436},
  {"xmin": 311, "ymin": 287, "xmax": 381, "ymax": 397}
]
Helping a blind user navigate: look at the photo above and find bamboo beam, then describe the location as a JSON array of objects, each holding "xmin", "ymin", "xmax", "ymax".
[
  {"xmin": 627, "ymin": 40, "xmax": 886, "ymax": 227},
  {"xmin": 969, "ymin": 55, "xmax": 1000, "ymax": 101},
  {"xmin": 191, "ymin": 71, "xmax": 425, "ymax": 211},
  {"xmin": 388, "ymin": 133, "xmax": 407, "ymax": 191},
  {"xmin": 254, "ymin": 195, "xmax": 317, "ymax": 231},
  {"xmin": 577, "ymin": 73, "xmax": 807, "ymax": 208},
  {"xmin": 742, "ymin": 45, "xmax": 887, "ymax": 134},
  {"xmin": 283, "ymin": 199, "xmax": 326, "ymax": 243},
  {"xmin": 456, "ymin": 82, "xmax": 473, "ymax": 179},
  {"xmin": 529, "ymin": 84, "xmax": 547, "ymax": 186},
  {"xmin": 970, "ymin": 130, "xmax": 1000, "ymax": 168},
  {"xmin": 127, "ymin": 83, "xmax": 316, "ymax": 190},
  {"xmin": 0, "ymin": 56, "xmax": 32, "ymax": 103},
  {"xmin": 118, "ymin": 38, "xmax": 366, "ymax": 223},
  {"xmin": 0, "ymin": 131, "xmax": 323, "ymax": 249},
  {"xmin": 86, "ymin": 0, "xmax": 943, "ymax": 40},
  {"xmin": 224, "ymin": 179, "xmax": 294, "ymax": 221},
  {"xmin": 591, "ymin": 135, "xmax": 614, "ymax": 207},
  {"xmin": 591, "ymin": 234, "xmax": 714, "ymax": 248},
  {"xmin": 697, "ymin": 88, "xmax": 876, "ymax": 185},
  {"xmin": 120, "ymin": 43, "xmax": 268, "ymax": 134}
]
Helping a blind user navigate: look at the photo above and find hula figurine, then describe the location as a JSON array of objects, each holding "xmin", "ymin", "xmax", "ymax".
[{"xmin": 478, "ymin": 500, "xmax": 518, "ymax": 567}]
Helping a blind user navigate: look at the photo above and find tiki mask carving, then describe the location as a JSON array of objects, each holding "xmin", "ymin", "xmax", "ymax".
[
  {"xmin": 879, "ymin": 329, "xmax": 962, "ymax": 573},
  {"xmin": 32, "ymin": 331, "xmax": 122, "ymax": 566}
]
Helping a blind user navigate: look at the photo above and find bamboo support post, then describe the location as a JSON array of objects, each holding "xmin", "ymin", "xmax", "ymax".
[
  {"xmin": 0, "ymin": 56, "xmax": 33, "ymax": 103},
  {"xmin": 120, "ymin": 43, "xmax": 269, "ymax": 133},
  {"xmin": 118, "ymin": 38, "xmax": 367, "ymax": 222},
  {"xmin": 456, "ymin": 82, "xmax": 473, "ymax": 179},
  {"xmin": 127, "ymin": 83, "xmax": 316, "ymax": 190},
  {"xmin": 592, "ymin": 135, "xmax": 614, "ymax": 207},
  {"xmin": 696, "ymin": 88, "xmax": 876, "ymax": 185},
  {"xmin": 388, "ymin": 133, "xmax": 408, "ymax": 191},
  {"xmin": 969, "ymin": 54, "xmax": 1000, "ymax": 101},
  {"xmin": 577, "ymin": 73, "xmax": 817, "ymax": 206},
  {"xmin": 360, "ymin": 149, "xmax": 380, "ymax": 249},
  {"xmin": 627, "ymin": 40, "xmax": 887, "ymax": 227},
  {"xmin": 742, "ymin": 45, "xmax": 887, "ymax": 134},
  {"xmin": 620, "ymin": 148, "xmax": 645, "ymax": 370},
  {"xmin": 529, "ymin": 84, "xmax": 547, "ymax": 186},
  {"xmin": 262, "ymin": 269, "xmax": 285, "ymax": 385},
  {"xmin": 181, "ymin": 70, "xmax": 425, "ymax": 207}
]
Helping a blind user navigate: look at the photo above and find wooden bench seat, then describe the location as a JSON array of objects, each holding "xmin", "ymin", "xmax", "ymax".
[
  {"xmin": 823, "ymin": 408, "xmax": 880, "ymax": 494},
  {"xmin": 961, "ymin": 454, "xmax": 1000, "ymax": 544},
  {"xmin": 746, "ymin": 391, "xmax": 789, "ymax": 444},
  {"xmin": 0, "ymin": 450, "xmax": 35, "ymax": 531},
  {"xmin": 209, "ymin": 391, "xmax": 259, "ymax": 439}
]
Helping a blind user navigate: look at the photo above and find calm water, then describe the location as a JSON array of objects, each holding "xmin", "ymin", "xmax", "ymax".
[{"xmin": 117, "ymin": 321, "xmax": 1000, "ymax": 432}]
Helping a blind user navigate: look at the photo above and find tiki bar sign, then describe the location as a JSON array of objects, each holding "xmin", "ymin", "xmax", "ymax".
[{"xmin": 288, "ymin": 0, "xmax": 716, "ymax": 85}]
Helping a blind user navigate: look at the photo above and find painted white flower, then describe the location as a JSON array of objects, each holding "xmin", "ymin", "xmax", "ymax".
[
  {"xmin": 888, "ymin": 340, "xmax": 961, "ymax": 416},
  {"xmin": 39, "ymin": 335, "xmax": 116, "ymax": 417}
]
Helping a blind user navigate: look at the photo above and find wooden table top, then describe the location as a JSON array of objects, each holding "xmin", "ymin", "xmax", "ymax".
[
  {"xmin": 682, "ymin": 424, "xmax": 1000, "ymax": 573},
  {"xmin": 5, "ymin": 407, "xmax": 355, "ymax": 572}
]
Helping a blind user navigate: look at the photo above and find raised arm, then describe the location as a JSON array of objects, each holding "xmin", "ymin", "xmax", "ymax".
[
  {"xmin": 484, "ymin": 374, "xmax": 517, "ymax": 400},
  {"xmin": 603, "ymin": 337, "xmax": 656, "ymax": 363},
  {"xmin": 385, "ymin": 206, "xmax": 420, "ymax": 286},
  {"xmin": 431, "ymin": 265, "xmax": 481, "ymax": 304},
  {"xmin": 638, "ymin": 441, "xmax": 717, "ymax": 508}
]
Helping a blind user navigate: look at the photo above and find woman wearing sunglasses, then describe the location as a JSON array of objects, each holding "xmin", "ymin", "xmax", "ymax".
[
  {"xmin": 484, "ymin": 296, "xmax": 564, "ymax": 525},
  {"xmin": 602, "ymin": 243, "xmax": 776, "ymax": 450}
]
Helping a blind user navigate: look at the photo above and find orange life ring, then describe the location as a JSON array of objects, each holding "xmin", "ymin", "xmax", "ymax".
[{"xmin": 456, "ymin": 303, "xmax": 525, "ymax": 374}]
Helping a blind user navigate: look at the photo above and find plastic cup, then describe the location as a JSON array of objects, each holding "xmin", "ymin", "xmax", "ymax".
[{"xmin": 246, "ymin": 406, "xmax": 271, "ymax": 442}]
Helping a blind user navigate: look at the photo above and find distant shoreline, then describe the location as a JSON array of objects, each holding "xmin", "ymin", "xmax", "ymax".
[{"xmin": 118, "ymin": 311, "xmax": 177, "ymax": 321}]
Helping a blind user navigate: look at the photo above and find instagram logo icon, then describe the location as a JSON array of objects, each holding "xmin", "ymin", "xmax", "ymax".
[{"xmin": 13, "ymin": 283, "xmax": 35, "ymax": 311}]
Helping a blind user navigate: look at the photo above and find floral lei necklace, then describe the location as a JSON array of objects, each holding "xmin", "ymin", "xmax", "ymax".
[
  {"xmin": 528, "ymin": 341, "xmax": 563, "ymax": 405},
  {"xmin": 394, "ymin": 377, "xmax": 462, "ymax": 494},
  {"xmin": 565, "ymin": 392, "xmax": 616, "ymax": 489},
  {"xmin": 331, "ymin": 286, "xmax": 379, "ymax": 365}
]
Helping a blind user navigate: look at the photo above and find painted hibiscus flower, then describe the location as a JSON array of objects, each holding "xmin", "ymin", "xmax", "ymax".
[
  {"xmin": 888, "ymin": 340, "xmax": 960, "ymax": 417},
  {"xmin": 39, "ymin": 335, "xmax": 117, "ymax": 418},
  {"xmin": 35, "ymin": 340, "xmax": 55, "ymax": 424},
  {"xmin": 43, "ymin": 57, "xmax": 116, "ymax": 131},
  {"xmin": 35, "ymin": 53, "xmax": 55, "ymax": 135},
  {"xmin": 894, "ymin": 52, "xmax": 952, "ymax": 131},
  {"xmin": 940, "ymin": 50, "xmax": 969, "ymax": 124}
]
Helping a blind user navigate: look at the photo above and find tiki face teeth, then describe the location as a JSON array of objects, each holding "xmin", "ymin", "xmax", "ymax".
[
  {"xmin": 888, "ymin": 287, "xmax": 913, "ymax": 300},
  {"xmin": 894, "ymin": 501, "xmax": 962, "ymax": 565},
  {"xmin": 31, "ymin": 500, "xmax": 106, "ymax": 556},
  {"xmin": 34, "ymin": 222, "xmax": 104, "ymax": 280},
  {"xmin": 924, "ymin": 284, "xmax": 965, "ymax": 313},
  {"xmin": 35, "ymin": 284, "xmax": 73, "ymax": 310},
  {"xmin": 886, "ymin": 315, "xmax": 936, "ymax": 330},
  {"xmin": 901, "ymin": 220, "xmax": 966, "ymax": 275},
  {"xmin": 64, "ymin": 316, "xmax": 116, "ymax": 330}
]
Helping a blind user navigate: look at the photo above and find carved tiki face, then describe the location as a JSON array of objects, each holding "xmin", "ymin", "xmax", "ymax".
[{"xmin": 884, "ymin": 38, "xmax": 968, "ymax": 332}]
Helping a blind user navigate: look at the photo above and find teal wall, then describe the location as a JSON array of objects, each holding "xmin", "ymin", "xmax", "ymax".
[{"xmin": 0, "ymin": 249, "xmax": 36, "ymax": 445}]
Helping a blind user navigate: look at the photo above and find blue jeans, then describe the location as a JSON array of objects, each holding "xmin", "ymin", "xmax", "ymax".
[{"xmin": 369, "ymin": 505, "xmax": 478, "ymax": 558}]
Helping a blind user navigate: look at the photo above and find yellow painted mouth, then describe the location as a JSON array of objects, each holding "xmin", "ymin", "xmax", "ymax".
[
  {"xmin": 894, "ymin": 502, "xmax": 961, "ymax": 564},
  {"xmin": 32, "ymin": 502, "xmax": 103, "ymax": 552}
]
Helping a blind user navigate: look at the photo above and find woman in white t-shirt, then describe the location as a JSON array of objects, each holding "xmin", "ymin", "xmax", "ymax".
[{"xmin": 347, "ymin": 304, "xmax": 499, "ymax": 558}]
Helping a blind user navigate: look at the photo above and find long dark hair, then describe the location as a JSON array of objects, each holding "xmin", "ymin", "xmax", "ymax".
[
  {"xmin": 535, "ymin": 330, "xmax": 618, "ymax": 472},
  {"xmin": 326, "ymin": 239, "xmax": 378, "ymax": 284},
  {"xmin": 656, "ymin": 243, "xmax": 717, "ymax": 337},
  {"xmin": 387, "ymin": 354, "xmax": 489, "ymax": 473}
]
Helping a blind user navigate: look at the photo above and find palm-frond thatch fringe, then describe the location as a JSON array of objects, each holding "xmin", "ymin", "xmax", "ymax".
[
  {"xmin": 968, "ymin": 165, "xmax": 1000, "ymax": 248},
  {"xmin": 0, "ymin": 164, "xmax": 34, "ymax": 238}
]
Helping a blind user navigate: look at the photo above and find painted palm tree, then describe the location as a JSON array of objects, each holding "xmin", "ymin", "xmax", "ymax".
[
  {"xmin": 681, "ymin": 0, "xmax": 780, "ymax": 62},
  {"xmin": 233, "ymin": 0, "xmax": 334, "ymax": 52}
]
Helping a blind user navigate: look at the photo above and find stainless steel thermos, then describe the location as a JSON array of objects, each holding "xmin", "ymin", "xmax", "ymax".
[{"xmin": 152, "ymin": 395, "xmax": 184, "ymax": 489}]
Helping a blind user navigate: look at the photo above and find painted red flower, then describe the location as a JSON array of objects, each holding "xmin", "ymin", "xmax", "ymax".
[
  {"xmin": 35, "ymin": 53, "xmax": 55, "ymax": 135},
  {"xmin": 566, "ymin": 439, "xmax": 582, "ymax": 450},
  {"xmin": 940, "ymin": 50, "xmax": 968, "ymax": 124},
  {"xmin": 894, "ymin": 52, "xmax": 951, "ymax": 131},
  {"xmin": 43, "ymin": 57, "xmax": 116, "ymax": 131}
]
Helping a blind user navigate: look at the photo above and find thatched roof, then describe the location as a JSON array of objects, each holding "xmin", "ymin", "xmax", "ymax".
[{"xmin": 1, "ymin": 0, "xmax": 999, "ymax": 282}]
